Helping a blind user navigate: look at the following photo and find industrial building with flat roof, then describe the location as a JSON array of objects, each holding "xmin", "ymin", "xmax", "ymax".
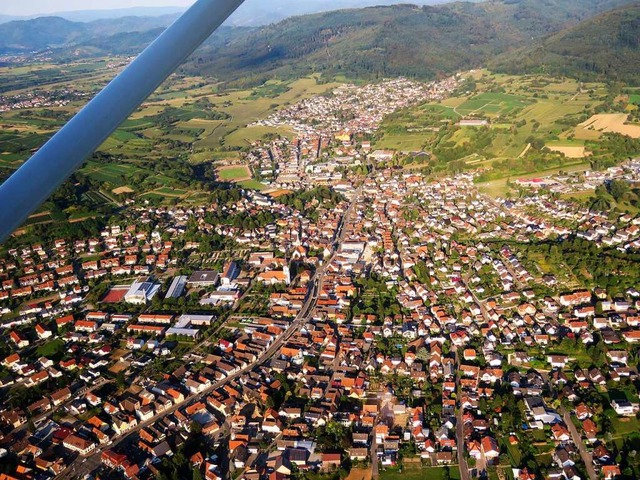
[
  {"xmin": 165, "ymin": 275, "xmax": 187, "ymax": 299},
  {"xmin": 187, "ymin": 271, "xmax": 219, "ymax": 287},
  {"xmin": 124, "ymin": 279, "xmax": 160, "ymax": 305},
  {"xmin": 165, "ymin": 313, "xmax": 215, "ymax": 339}
]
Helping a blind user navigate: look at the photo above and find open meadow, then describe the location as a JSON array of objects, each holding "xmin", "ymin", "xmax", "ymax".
[
  {"xmin": 375, "ymin": 71, "xmax": 619, "ymax": 193},
  {"xmin": 0, "ymin": 63, "xmax": 341, "ymax": 221}
]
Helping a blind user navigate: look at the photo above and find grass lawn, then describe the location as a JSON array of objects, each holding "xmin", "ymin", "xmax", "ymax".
[
  {"xmin": 375, "ymin": 133, "xmax": 430, "ymax": 151},
  {"xmin": 561, "ymin": 190, "xmax": 595, "ymax": 201},
  {"xmin": 218, "ymin": 166, "xmax": 251, "ymax": 181},
  {"xmin": 423, "ymin": 104, "xmax": 461, "ymax": 119},
  {"xmin": 534, "ymin": 453, "xmax": 553, "ymax": 468},
  {"xmin": 189, "ymin": 150, "xmax": 241, "ymax": 164},
  {"xmin": 225, "ymin": 125, "xmax": 293, "ymax": 148},
  {"xmin": 456, "ymin": 92, "xmax": 530, "ymax": 117},
  {"xmin": 477, "ymin": 162, "xmax": 589, "ymax": 197},
  {"xmin": 380, "ymin": 465, "xmax": 461, "ymax": 480},
  {"xmin": 237, "ymin": 179, "xmax": 266, "ymax": 190},
  {"xmin": 154, "ymin": 187, "xmax": 188, "ymax": 196},
  {"xmin": 503, "ymin": 440, "xmax": 522, "ymax": 466},
  {"xmin": 36, "ymin": 338, "xmax": 66, "ymax": 358},
  {"xmin": 486, "ymin": 468, "xmax": 500, "ymax": 480},
  {"xmin": 528, "ymin": 429, "xmax": 547, "ymax": 442}
]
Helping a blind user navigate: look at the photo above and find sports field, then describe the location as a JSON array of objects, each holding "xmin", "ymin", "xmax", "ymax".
[
  {"xmin": 217, "ymin": 165, "xmax": 252, "ymax": 182},
  {"xmin": 102, "ymin": 286, "xmax": 128, "ymax": 303}
]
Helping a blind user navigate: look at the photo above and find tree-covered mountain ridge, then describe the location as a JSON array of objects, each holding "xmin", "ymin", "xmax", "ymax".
[
  {"xmin": 492, "ymin": 4, "xmax": 640, "ymax": 83},
  {"xmin": 0, "ymin": 0, "xmax": 637, "ymax": 85},
  {"xmin": 179, "ymin": 0, "xmax": 639, "ymax": 82}
]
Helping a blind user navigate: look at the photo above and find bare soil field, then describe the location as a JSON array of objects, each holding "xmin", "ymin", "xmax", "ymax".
[
  {"xmin": 266, "ymin": 189, "xmax": 293, "ymax": 198},
  {"xmin": 547, "ymin": 146, "xmax": 588, "ymax": 158},
  {"xmin": 110, "ymin": 348, "xmax": 128, "ymax": 361},
  {"xmin": 112, "ymin": 186, "xmax": 134, "ymax": 195},
  {"xmin": 578, "ymin": 114, "xmax": 640, "ymax": 138},
  {"xmin": 109, "ymin": 360, "xmax": 130, "ymax": 374},
  {"xmin": 346, "ymin": 468, "xmax": 373, "ymax": 480}
]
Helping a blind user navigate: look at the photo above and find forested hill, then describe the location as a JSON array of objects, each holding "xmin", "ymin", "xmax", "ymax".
[
  {"xmin": 180, "ymin": 0, "xmax": 637, "ymax": 82},
  {"xmin": 492, "ymin": 5, "xmax": 640, "ymax": 83},
  {"xmin": 0, "ymin": 15, "xmax": 178, "ymax": 53},
  {"xmin": 1, "ymin": 0, "xmax": 637, "ymax": 85}
]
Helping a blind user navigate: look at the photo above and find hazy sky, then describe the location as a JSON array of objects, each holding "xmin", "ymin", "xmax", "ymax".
[{"xmin": 0, "ymin": 1, "xmax": 197, "ymax": 16}]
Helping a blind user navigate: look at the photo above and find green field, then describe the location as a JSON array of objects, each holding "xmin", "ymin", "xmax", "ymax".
[
  {"xmin": 146, "ymin": 187, "xmax": 190, "ymax": 198},
  {"xmin": 0, "ymin": 67, "xmax": 340, "ymax": 182},
  {"xmin": 630, "ymin": 94, "xmax": 640, "ymax": 105},
  {"xmin": 189, "ymin": 150, "xmax": 241, "ymax": 164},
  {"xmin": 423, "ymin": 104, "xmax": 462, "ymax": 119},
  {"xmin": 224, "ymin": 125, "xmax": 293, "ymax": 148},
  {"xmin": 0, "ymin": 62, "xmax": 630, "ymax": 207},
  {"xmin": 151, "ymin": 76, "xmax": 340, "ymax": 152},
  {"xmin": 456, "ymin": 92, "xmax": 531, "ymax": 117},
  {"xmin": 375, "ymin": 133, "xmax": 433, "ymax": 151},
  {"xmin": 139, "ymin": 192, "xmax": 170, "ymax": 201},
  {"xmin": 610, "ymin": 415, "xmax": 640, "ymax": 436},
  {"xmin": 0, "ymin": 71, "xmax": 340, "ymax": 208},
  {"xmin": 238, "ymin": 179, "xmax": 267, "ymax": 191},
  {"xmin": 380, "ymin": 465, "xmax": 461, "ymax": 480},
  {"xmin": 36, "ymin": 338, "xmax": 66, "ymax": 358},
  {"xmin": 375, "ymin": 71, "xmax": 609, "ymax": 192},
  {"xmin": 477, "ymin": 163, "xmax": 589, "ymax": 197},
  {"xmin": 218, "ymin": 166, "xmax": 250, "ymax": 181}
]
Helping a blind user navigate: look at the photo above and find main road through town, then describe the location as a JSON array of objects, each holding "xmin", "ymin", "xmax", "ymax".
[
  {"xmin": 61, "ymin": 186, "xmax": 362, "ymax": 479},
  {"xmin": 454, "ymin": 348, "xmax": 472, "ymax": 480}
]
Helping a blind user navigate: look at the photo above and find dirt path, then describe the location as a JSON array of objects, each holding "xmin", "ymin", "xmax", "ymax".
[{"xmin": 518, "ymin": 143, "xmax": 531, "ymax": 158}]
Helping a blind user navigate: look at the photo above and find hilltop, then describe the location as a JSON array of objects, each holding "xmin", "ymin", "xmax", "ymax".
[
  {"xmin": 493, "ymin": 5, "xmax": 640, "ymax": 83},
  {"xmin": 181, "ymin": 0, "xmax": 637, "ymax": 82},
  {"xmin": 0, "ymin": 15, "xmax": 179, "ymax": 54},
  {"xmin": 1, "ymin": 0, "xmax": 637, "ymax": 84}
]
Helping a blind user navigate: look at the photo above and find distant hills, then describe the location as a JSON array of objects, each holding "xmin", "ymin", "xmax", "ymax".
[
  {"xmin": 224, "ymin": 0, "xmax": 479, "ymax": 26},
  {"xmin": 180, "ymin": 0, "xmax": 638, "ymax": 82},
  {"xmin": 492, "ymin": 5, "xmax": 640, "ymax": 83},
  {"xmin": 0, "ymin": 7, "xmax": 185, "ymax": 24},
  {"xmin": 43, "ymin": 7, "xmax": 185, "ymax": 23},
  {"xmin": 0, "ymin": 15, "xmax": 180, "ymax": 53},
  {"xmin": 0, "ymin": 1, "xmax": 478, "ymax": 27},
  {"xmin": 0, "ymin": 8, "xmax": 183, "ymax": 25},
  {"xmin": 0, "ymin": 0, "xmax": 638, "ymax": 86}
]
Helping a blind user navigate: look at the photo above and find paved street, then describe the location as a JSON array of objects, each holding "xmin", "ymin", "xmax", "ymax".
[
  {"xmin": 370, "ymin": 416, "xmax": 379, "ymax": 480},
  {"xmin": 61, "ymin": 187, "xmax": 363, "ymax": 479},
  {"xmin": 561, "ymin": 407, "xmax": 597, "ymax": 480},
  {"xmin": 454, "ymin": 348, "xmax": 471, "ymax": 480},
  {"xmin": 15, "ymin": 377, "xmax": 111, "ymax": 435}
]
